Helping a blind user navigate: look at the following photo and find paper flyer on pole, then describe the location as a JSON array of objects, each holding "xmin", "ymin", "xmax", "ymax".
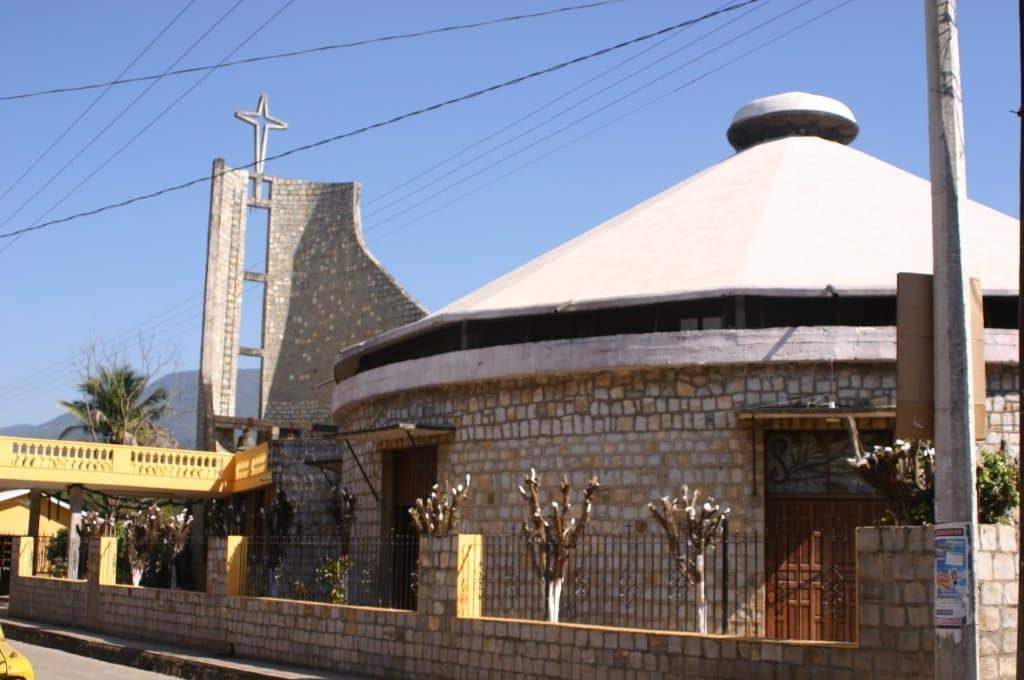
[{"xmin": 934, "ymin": 522, "xmax": 972, "ymax": 630}]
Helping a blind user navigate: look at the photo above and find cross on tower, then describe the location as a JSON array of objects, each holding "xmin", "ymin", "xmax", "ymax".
[{"xmin": 235, "ymin": 93, "xmax": 287, "ymax": 180}]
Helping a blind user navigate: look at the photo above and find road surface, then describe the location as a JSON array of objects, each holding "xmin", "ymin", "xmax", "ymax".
[{"xmin": 11, "ymin": 640, "xmax": 174, "ymax": 679}]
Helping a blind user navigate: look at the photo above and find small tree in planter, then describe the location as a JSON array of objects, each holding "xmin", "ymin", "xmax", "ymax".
[
  {"xmin": 164, "ymin": 509, "xmax": 193, "ymax": 589},
  {"xmin": 648, "ymin": 485, "xmax": 730, "ymax": 633},
  {"xmin": 409, "ymin": 475, "xmax": 471, "ymax": 536},
  {"xmin": 123, "ymin": 504, "xmax": 163, "ymax": 586},
  {"xmin": 517, "ymin": 469, "xmax": 599, "ymax": 623}
]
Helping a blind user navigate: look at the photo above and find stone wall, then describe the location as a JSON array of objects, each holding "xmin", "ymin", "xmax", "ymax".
[
  {"xmin": 12, "ymin": 528, "xmax": 1019, "ymax": 679},
  {"xmin": 328, "ymin": 363, "xmax": 1015, "ymax": 536},
  {"xmin": 8, "ymin": 574, "xmax": 87, "ymax": 627},
  {"xmin": 197, "ymin": 164, "xmax": 426, "ymax": 448},
  {"xmin": 978, "ymin": 524, "xmax": 1019, "ymax": 678}
]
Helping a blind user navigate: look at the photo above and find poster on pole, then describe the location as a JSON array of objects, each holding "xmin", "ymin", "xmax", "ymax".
[{"xmin": 934, "ymin": 522, "xmax": 973, "ymax": 631}]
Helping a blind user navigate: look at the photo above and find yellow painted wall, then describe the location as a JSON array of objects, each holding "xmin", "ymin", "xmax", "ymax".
[{"xmin": 0, "ymin": 497, "xmax": 68, "ymax": 536}]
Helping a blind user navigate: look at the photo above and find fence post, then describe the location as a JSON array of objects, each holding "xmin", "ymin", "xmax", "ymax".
[
  {"xmin": 457, "ymin": 534, "xmax": 483, "ymax": 618},
  {"xmin": 225, "ymin": 536, "xmax": 247, "ymax": 596},
  {"xmin": 721, "ymin": 518, "xmax": 729, "ymax": 634},
  {"xmin": 14, "ymin": 537, "xmax": 33, "ymax": 578}
]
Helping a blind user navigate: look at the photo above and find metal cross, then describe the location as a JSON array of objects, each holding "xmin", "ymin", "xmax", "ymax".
[{"xmin": 234, "ymin": 93, "xmax": 287, "ymax": 178}]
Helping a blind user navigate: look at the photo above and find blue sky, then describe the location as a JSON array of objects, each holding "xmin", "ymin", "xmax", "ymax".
[{"xmin": 0, "ymin": 0, "xmax": 1018, "ymax": 426}]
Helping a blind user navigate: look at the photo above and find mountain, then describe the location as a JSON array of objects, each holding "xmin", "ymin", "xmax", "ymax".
[{"xmin": 0, "ymin": 369, "xmax": 259, "ymax": 450}]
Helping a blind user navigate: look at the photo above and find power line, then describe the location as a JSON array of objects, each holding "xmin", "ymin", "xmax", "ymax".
[
  {"xmin": 1, "ymin": 0, "xmax": 626, "ymax": 102},
  {"xmin": 0, "ymin": 0, "xmax": 246, "ymax": 237},
  {"xmin": 13, "ymin": 0, "xmax": 296, "ymax": 238},
  {"xmin": 0, "ymin": 0, "xmax": 766, "ymax": 243},
  {"xmin": 369, "ymin": 0, "xmax": 856, "ymax": 244},
  {"xmin": 0, "ymin": 1, "xmax": 196, "ymax": 207},
  {"xmin": 362, "ymin": 0, "xmax": 773, "ymax": 227},
  {"xmin": 363, "ymin": 0, "xmax": 744, "ymax": 212}
]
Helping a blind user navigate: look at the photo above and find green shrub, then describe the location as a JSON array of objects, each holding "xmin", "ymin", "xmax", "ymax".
[{"xmin": 977, "ymin": 448, "xmax": 1019, "ymax": 524}]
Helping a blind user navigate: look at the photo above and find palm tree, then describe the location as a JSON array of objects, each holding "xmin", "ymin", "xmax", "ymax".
[{"xmin": 59, "ymin": 364, "xmax": 171, "ymax": 446}]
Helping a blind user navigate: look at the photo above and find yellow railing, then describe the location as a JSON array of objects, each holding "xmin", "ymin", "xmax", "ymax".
[
  {"xmin": 230, "ymin": 442, "xmax": 271, "ymax": 493},
  {"xmin": 0, "ymin": 436, "xmax": 272, "ymax": 495}
]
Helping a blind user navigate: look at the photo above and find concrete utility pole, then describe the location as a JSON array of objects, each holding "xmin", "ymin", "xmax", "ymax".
[
  {"xmin": 924, "ymin": 1, "xmax": 979, "ymax": 678},
  {"xmin": 1016, "ymin": 2, "xmax": 1023, "ymax": 678}
]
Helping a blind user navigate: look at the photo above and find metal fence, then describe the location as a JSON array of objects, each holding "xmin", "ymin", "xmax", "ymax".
[
  {"xmin": 240, "ymin": 534, "xmax": 419, "ymax": 610},
  {"xmin": 482, "ymin": 528, "xmax": 764, "ymax": 636},
  {"xmin": 33, "ymin": 534, "xmax": 86, "ymax": 579},
  {"xmin": 115, "ymin": 534, "xmax": 208, "ymax": 591}
]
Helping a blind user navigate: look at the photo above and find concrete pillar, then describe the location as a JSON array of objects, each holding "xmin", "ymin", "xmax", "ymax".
[
  {"xmin": 924, "ymin": 0, "xmax": 979, "ymax": 677},
  {"xmin": 67, "ymin": 485, "xmax": 83, "ymax": 579},
  {"xmin": 26, "ymin": 490, "xmax": 41, "ymax": 538},
  {"xmin": 456, "ymin": 534, "xmax": 483, "ymax": 618}
]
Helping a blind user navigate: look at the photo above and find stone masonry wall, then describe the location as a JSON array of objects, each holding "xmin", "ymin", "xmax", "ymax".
[
  {"xmin": 262, "ymin": 178, "xmax": 425, "ymax": 423},
  {"xmin": 197, "ymin": 164, "xmax": 426, "ymax": 448},
  {"xmin": 326, "ymin": 362, "xmax": 1019, "ymax": 537},
  {"xmin": 978, "ymin": 524, "xmax": 1020, "ymax": 678},
  {"xmin": 16, "ymin": 529, "xmax": 1016, "ymax": 680}
]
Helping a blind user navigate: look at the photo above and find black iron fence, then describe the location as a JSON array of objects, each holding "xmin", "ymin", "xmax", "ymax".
[
  {"xmin": 33, "ymin": 534, "xmax": 86, "ymax": 579},
  {"xmin": 115, "ymin": 534, "xmax": 208, "ymax": 591},
  {"xmin": 240, "ymin": 534, "xmax": 419, "ymax": 610},
  {"xmin": 482, "ymin": 528, "xmax": 764, "ymax": 636}
]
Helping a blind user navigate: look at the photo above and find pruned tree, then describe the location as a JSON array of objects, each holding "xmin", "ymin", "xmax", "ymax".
[
  {"xmin": 164, "ymin": 509, "xmax": 194, "ymax": 590},
  {"xmin": 409, "ymin": 474, "xmax": 471, "ymax": 536},
  {"xmin": 648, "ymin": 485, "xmax": 730, "ymax": 633},
  {"xmin": 517, "ymin": 469, "xmax": 599, "ymax": 622},
  {"xmin": 123, "ymin": 504, "xmax": 164, "ymax": 586},
  {"xmin": 845, "ymin": 417, "xmax": 935, "ymax": 524}
]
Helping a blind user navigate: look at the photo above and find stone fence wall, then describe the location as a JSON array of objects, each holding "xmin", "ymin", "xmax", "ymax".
[{"xmin": 8, "ymin": 527, "xmax": 1020, "ymax": 680}]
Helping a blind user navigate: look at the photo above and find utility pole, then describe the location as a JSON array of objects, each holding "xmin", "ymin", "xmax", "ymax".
[
  {"xmin": 924, "ymin": 1, "xmax": 979, "ymax": 678},
  {"xmin": 1016, "ymin": 2, "xmax": 1023, "ymax": 679}
]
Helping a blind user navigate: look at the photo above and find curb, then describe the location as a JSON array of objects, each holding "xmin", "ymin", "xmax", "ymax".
[{"xmin": 1, "ymin": 620, "xmax": 324, "ymax": 679}]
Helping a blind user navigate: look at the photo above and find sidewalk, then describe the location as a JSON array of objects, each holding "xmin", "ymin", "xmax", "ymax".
[{"xmin": 0, "ymin": 610, "xmax": 369, "ymax": 680}]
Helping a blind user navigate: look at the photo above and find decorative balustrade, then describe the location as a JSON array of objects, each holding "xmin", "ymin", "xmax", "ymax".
[
  {"xmin": 0, "ymin": 436, "xmax": 267, "ymax": 495},
  {"xmin": 231, "ymin": 442, "xmax": 271, "ymax": 492}
]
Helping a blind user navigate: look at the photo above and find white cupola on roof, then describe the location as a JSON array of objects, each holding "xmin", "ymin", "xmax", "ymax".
[{"xmin": 727, "ymin": 91, "xmax": 859, "ymax": 151}]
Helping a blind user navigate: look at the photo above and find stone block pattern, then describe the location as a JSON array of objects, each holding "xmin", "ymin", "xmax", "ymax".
[
  {"xmin": 977, "ymin": 524, "xmax": 1019, "ymax": 679},
  {"xmin": 328, "ymin": 363, "xmax": 1019, "ymax": 537},
  {"xmin": 9, "ymin": 574, "xmax": 88, "ymax": 627},
  {"xmin": 15, "ymin": 529, "xmax": 1004, "ymax": 679},
  {"xmin": 262, "ymin": 178, "xmax": 425, "ymax": 423},
  {"xmin": 197, "ymin": 160, "xmax": 249, "ymax": 447},
  {"xmin": 197, "ymin": 165, "xmax": 425, "ymax": 447}
]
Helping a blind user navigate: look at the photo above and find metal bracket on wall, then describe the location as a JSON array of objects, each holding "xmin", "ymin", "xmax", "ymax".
[{"xmin": 344, "ymin": 438, "xmax": 380, "ymax": 504}]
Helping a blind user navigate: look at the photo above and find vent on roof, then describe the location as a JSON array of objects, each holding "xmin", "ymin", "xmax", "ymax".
[{"xmin": 727, "ymin": 92, "xmax": 859, "ymax": 151}]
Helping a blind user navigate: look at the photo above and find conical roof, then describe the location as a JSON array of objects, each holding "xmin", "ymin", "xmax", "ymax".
[
  {"xmin": 338, "ymin": 96, "xmax": 1017, "ymax": 366},
  {"xmin": 439, "ymin": 134, "xmax": 1016, "ymax": 318}
]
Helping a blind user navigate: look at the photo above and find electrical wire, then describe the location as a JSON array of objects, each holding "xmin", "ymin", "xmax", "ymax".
[
  {"xmin": 0, "ymin": 0, "xmax": 246, "ymax": 237},
  {"xmin": 368, "ymin": 0, "xmax": 856, "ymax": 244},
  {"xmin": 0, "ymin": 0, "xmax": 766, "ymax": 242},
  {"xmin": 4, "ymin": 0, "xmax": 297, "ymax": 244},
  {"xmin": 1, "ymin": 0, "xmax": 627, "ymax": 102},
  {"xmin": 362, "ymin": 0, "xmax": 774, "ymax": 227},
  {"xmin": 363, "ymin": 0, "xmax": 745, "ymax": 212},
  {"xmin": 0, "ymin": 1, "xmax": 196, "ymax": 206}
]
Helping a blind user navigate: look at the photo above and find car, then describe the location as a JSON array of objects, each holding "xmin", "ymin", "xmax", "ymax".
[{"xmin": 0, "ymin": 627, "xmax": 34, "ymax": 680}]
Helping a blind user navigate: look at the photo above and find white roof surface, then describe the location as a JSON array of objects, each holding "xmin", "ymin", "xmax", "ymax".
[
  {"xmin": 731, "ymin": 91, "xmax": 857, "ymax": 126},
  {"xmin": 338, "ymin": 130, "xmax": 1017, "ymax": 364},
  {"xmin": 440, "ymin": 135, "xmax": 1017, "ymax": 317}
]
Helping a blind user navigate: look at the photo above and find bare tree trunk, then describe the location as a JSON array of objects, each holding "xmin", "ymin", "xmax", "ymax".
[
  {"xmin": 545, "ymin": 576, "xmax": 564, "ymax": 623},
  {"xmin": 170, "ymin": 564, "xmax": 178, "ymax": 590},
  {"xmin": 696, "ymin": 553, "xmax": 707, "ymax": 634}
]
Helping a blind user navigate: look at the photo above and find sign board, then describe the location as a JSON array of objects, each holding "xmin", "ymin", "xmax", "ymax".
[
  {"xmin": 934, "ymin": 522, "xmax": 973, "ymax": 632},
  {"xmin": 896, "ymin": 273, "xmax": 987, "ymax": 441}
]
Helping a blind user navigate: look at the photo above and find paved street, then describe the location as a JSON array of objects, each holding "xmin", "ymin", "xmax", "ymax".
[{"xmin": 11, "ymin": 641, "xmax": 173, "ymax": 679}]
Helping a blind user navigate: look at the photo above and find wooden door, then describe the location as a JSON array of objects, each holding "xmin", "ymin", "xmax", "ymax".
[{"xmin": 765, "ymin": 496, "xmax": 889, "ymax": 642}]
